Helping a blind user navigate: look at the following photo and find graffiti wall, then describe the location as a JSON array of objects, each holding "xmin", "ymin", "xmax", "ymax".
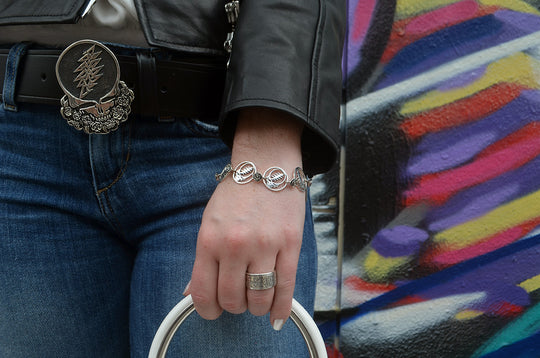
[{"xmin": 312, "ymin": 1, "xmax": 540, "ymax": 357}]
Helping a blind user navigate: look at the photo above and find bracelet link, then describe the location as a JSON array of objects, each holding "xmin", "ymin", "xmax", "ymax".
[
  {"xmin": 216, "ymin": 161, "xmax": 311, "ymax": 192},
  {"xmin": 215, "ymin": 163, "xmax": 233, "ymax": 181}
]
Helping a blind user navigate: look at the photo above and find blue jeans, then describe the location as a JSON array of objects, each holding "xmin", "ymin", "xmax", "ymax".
[{"xmin": 0, "ymin": 81, "xmax": 317, "ymax": 357}]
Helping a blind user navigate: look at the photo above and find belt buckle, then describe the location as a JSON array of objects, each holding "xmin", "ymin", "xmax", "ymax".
[{"xmin": 55, "ymin": 39, "xmax": 134, "ymax": 134}]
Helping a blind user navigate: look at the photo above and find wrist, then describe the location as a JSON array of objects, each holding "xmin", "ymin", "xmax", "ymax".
[
  {"xmin": 216, "ymin": 161, "xmax": 311, "ymax": 192},
  {"xmin": 232, "ymin": 108, "xmax": 303, "ymax": 170}
]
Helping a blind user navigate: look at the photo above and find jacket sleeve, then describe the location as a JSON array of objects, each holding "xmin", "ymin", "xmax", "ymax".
[{"xmin": 219, "ymin": 0, "xmax": 346, "ymax": 175}]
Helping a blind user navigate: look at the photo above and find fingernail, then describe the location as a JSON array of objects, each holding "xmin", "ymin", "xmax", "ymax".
[
  {"xmin": 273, "ymin": 319, "xmax": 284, "ymax": 331},
  {"xmin": 182, "ymin": 280, "xmax": 191, "ymax": 296}
]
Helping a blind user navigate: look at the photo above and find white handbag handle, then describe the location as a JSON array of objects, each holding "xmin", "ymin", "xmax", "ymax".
[{"xmin": 148, "ymin": 295, "xmax": 328, "ymax": 358}]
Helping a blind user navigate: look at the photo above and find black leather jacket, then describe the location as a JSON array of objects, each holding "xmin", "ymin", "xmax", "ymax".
[{"xmin": 0, "ymin": 0, "xmax": 346, "ymax": 174}]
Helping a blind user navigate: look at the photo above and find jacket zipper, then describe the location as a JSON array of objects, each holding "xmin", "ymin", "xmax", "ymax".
[{"xmin": 224, "ymin": 0, "xmax": 240, "ymax": 66}]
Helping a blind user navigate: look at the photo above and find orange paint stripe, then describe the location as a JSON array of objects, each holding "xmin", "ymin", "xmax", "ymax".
[{"xmin": 400, "ymin": 83, "xmax": 525, "ymax": 139}]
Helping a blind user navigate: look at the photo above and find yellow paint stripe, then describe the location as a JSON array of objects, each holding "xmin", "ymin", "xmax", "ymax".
[
  {"xmin": 401, "ymin": 53, "xmax": 540, "ymax": 116},
  {"xmin": 363, "ymin": 249, "xmax": 411, "ymax": 282},
  {"xmin": 519, "ymin": 274, "xmax": 540, "ymax": 293},
  {"xmin": 479, "ymin": 0, "xmax": 540, "ymax": 15},
  {"xmin": 396, "ymin": 0, "xmax": 461, "ymax": 20},
  {"xmin": 455, "ymin": 309, "xmax": 484, "ymax": 320},
  {"xmin": 396, "ymin": 0, "xmax": 540, "ymax": 24},
  {"xmin": 434, "ymin": 189, "xmax": 540, "ymax": 248}
]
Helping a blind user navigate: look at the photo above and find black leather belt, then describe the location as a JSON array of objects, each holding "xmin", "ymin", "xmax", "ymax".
[{"xmin": 0, "ymin": 48, "xmax": 227, "ymax": 119}]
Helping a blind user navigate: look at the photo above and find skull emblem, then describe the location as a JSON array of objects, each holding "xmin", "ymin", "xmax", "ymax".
[{"xmin": 56, "ymin": 40, "xmax": 134, "ymax": 134}]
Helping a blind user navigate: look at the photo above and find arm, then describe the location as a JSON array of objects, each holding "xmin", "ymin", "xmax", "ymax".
[
  {"xmin": 187, "ymin": 0, "xmax": 345, "ymax": 329},
  {"xmin": 186, "ymin": 107, "xmax": 305, "ymax": 329},
  {"xmin": 220, "ymin": 0, "xmax": 346, "ymax": 175}
]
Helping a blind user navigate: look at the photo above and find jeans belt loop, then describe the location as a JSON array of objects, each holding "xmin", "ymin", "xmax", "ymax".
[
  {"xmin": 2, "ymin": 42, "xmax": 30, "ymax": 112},
  {"xmin": 136, "ymin": 50, "xmax": 160, "ymax": 120}
]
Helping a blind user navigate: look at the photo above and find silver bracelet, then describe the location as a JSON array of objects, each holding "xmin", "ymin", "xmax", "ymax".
[{"xmin": 215, "ymin": 161, "xmax": 312, "ymax": 192}]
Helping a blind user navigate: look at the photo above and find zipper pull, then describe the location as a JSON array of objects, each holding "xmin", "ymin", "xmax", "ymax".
[
  {"xmin": 80, "ymin": 0, "xmax": 97, "ymax": 19},
  {"xmin": 224, "ymin": 0, "xmax": 240, "ymax": 57}
]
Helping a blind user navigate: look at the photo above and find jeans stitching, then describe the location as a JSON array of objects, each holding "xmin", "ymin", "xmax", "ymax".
[
  {"xmin": 184, "ymin": 118, "xmax": 219, "ymax": 137},
  {"xmin": 96, "ymin": 123, "xmax": 132, "ymax": 194},
  {"xmin": 102, "ymin": 191, "xmax": 125, "ymax": 237}
]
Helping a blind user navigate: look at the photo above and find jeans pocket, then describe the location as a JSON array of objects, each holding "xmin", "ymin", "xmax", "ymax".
[{"xmin": 183, "ymin": 118, "xmax": 220, "ymax": 137}]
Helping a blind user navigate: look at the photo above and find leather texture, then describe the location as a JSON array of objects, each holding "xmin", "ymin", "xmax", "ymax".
[
  {"xmin": 0, "ymin": 0, "xmax": 346, "ymax": 174},
  {"xmin": 0, "ymin": 0, "xmax": 90, "ymax": 25},
  {"xmin": 0, "ymin": 48, "xmax": 226, "ymax": 119}
]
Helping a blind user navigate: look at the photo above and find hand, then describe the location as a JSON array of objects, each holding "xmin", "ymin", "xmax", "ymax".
[{"xmin": 185, "ymin": 108, "xmax": 306, "ymax": 330}]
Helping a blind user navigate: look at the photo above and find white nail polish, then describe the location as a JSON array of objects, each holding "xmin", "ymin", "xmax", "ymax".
[
  {"xmin": 182, "ymin": 280, "xmax": 191, "ymax": 296},
  {"xmin": 273, "ymin": 319, "xmax": 284, "ymax": 331}
]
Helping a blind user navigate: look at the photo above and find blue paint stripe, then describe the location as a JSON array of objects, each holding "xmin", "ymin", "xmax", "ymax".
[
  {"xmin": 379, "ymin": 15, "xmax": 503, "ymax": 87},
  {"xmin": 320, "ymin": 233, "xmax": 540, "ymax": 338}
]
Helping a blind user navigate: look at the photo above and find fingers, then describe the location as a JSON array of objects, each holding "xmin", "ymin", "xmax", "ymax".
[
  {"xmin": 269, "ymin": 244, "xmax": 301, "ymax": 330},
  {"xmin": 217, "ymin": 256, "xmax": 248, "ymax": 314},
  {"xmin": 246, "ymin": 256, "xmax": 277, "ymax": 317},
  {"xmin": 189, "ymin": 251, "xmax": 223, "ymax": 320},
  {"xmin": 189, "ymin": 180, "xmax": 305, "ymax": 325}
]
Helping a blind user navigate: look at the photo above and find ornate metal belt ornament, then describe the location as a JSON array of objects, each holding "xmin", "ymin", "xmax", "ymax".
[{"xmin": 55, "ymin": 39, "xmax": 134, "ymax": 134}]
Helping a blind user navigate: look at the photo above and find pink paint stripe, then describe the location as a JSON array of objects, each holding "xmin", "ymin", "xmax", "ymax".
[
  {"xmin": 425, "ymin": 216, "xmax": 540, "ymax": 267},
  {"xmin": 381, "ymin": 2, "xmax": 497, "ymax": 63},
  {"xmin": 406, "ymin": 0, "xmax": 480, "ymax": 35},
  {"xmin": 352, "ymin": 0, "xmax": 377, "ymax": 41},
  {"xmin": 405, "ymin": 123, "xmax": 540, "ymax": 205}
]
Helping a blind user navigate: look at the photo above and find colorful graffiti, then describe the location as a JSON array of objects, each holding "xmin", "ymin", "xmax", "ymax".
[{"xmin": 312, "ymin": 1, "xmax": 540, "ymax": 357}]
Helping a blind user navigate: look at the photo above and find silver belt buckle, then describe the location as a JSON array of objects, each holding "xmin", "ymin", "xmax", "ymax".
[{"xmin": 55, "ymin": 39, "xmax": 134, "ymax": 134}]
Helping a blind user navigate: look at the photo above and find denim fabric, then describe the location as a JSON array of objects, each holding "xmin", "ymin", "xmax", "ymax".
[
  {"xmin": 0, "ymin": 101, "xmax": 317, "ymax": 357},
  {"xmin": 2, "ymin": 43, "xmax": 29, "ymax": 112}
]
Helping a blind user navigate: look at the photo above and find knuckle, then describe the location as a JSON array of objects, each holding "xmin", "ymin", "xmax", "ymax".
[
  {"xmin": 281, "ymin": 229, "xmax": 302, "ymax": 249},
  {"xmin": 277, "ymin": 277, "xmax": 296, "ymax": 291},
  {"xmin": 223, "ymin": 233, "xmax": 250, "ymax": 255},
  {"xmin": 247, "ymin": 291, "xmax": 273, "ymax": 306},
  {"xmin": 219, "ymin": 299, "xmax": 246, "ymax": 314},
  {"xmin": 196, "ymin": 231, "xmax": 219, "ymax": 252},
  {"xmin": 247, "ymin": 291, "xmax": 273, "ymax": 316},
  {"xmin": 191, "ymin": 292, "xmax": 213, "ymax": 308},
  {"xmin": 198, "ymin": 309, "xmax": 222, "ymax": 320},
  {"xmin": 191, "ymin": 294, "xmax": 222, "ymax": 320},
  {"xmin": 282, "ymin": 226, "xmax": 301, "ymax": 240},
  {"xmin": 226, "ymin": 237, "xmax": 246, "ymax": 251},
  {"xmin": 249, "ymin": 305, "xmax": 270, "ymax": 317}
]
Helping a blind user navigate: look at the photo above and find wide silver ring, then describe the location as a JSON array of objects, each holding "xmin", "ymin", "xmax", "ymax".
[{"xmin": 246, "ymin": 271, "xmax": 276, "ymax": 290}]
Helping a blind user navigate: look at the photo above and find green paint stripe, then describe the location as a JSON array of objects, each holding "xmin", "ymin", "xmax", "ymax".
[{"xmin": 472, "ymin": 302, "xmax": 540, "ymax": 357}]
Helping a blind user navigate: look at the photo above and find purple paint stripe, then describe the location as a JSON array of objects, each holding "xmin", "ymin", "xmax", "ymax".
[
  {"xmin": 419, "ymin": 243, "xmax": 539, "ymax": 307},
  {"xmin": 426, "ymin": 153, "xmax": 540, "ymax": 231},
  {"xmin": 414, "ymin": 91, "xmax": 540, "ymax": 154},
  {"xmin": 407, "ymin": 91, "xmax": 540, "ymax": 176},
  {"xmin": 376, "ymin": 11, "xmax": 540, "ymax": 89},
  {"xmin": 427, "ymin": 182, "xmax": 520, "ymax": 232},
  {"xmin": 437, "ymin": 65, "xmax": 487, "ymax": 91},
  {"xmin": 371, "ymin": 225, "xmax": 429, "ymax": 257},
  {"xmin": 407, "ymin": 132, "xmax": 497, "ymax": 176},
  {"xmin": 495, "ymin": 7, "xmax": 540, "ymax": 33},
  {"xmin": 347, "ymin": 0, "xmax": 374, "ymax": 75}
]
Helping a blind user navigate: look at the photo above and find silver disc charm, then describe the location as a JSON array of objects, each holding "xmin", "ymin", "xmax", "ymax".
[
  {"xmin": 56, "ymin": 39, "xmax": 134, "ymax": 134},
  {"xmin": 232, "ymin": 161, "xmax": 257, "ymax": 184},
  {"xmin": 263, "ymin": 167, "xmax": 288, "ymax": 191}
]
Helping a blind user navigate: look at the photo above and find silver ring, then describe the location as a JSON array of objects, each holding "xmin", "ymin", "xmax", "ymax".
[{"xmin": 245, "ymin": 271, "xmax": 276, "ymax": 290}]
